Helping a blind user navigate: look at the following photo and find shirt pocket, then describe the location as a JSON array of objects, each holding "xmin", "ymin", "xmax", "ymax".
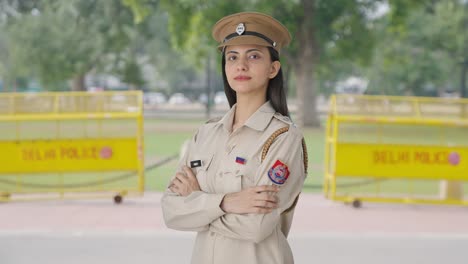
[
  {"xmin": 219, "ymin": 158, "xmax": 244, "ymax": 194},
  {"xmin": 192, "ymin": 154, "xmax": 214, "ymax": 192},
  {"xmin": 233, "ymin": 157, "xmax": 261, "ymax": 189}
]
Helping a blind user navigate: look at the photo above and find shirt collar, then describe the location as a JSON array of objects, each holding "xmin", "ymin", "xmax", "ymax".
[
  {"xmin": 217, "ymin": 101, "xmax": 276, "ymax": 132},
  {"xmin": 218, "ymin": 104, "xmax": 236, "ymax": 132}
]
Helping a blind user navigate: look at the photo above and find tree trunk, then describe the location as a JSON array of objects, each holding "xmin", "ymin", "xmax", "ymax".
[
  {"xmin": 460, "ymin": 61, "xmax": 466, "ymax": 98},
  {"xmin": 462, "ymin": 2, "xmax": 468, "ymax": 98},
  {"xmin": 295, "ymin": 0, "xmax": 320, "ymax": 127},
  {"xmin": 205, "ymin": 54, "xmax": 212, "ymax": 119},
  {"xmin": 71, "ymin": 74, "xmax": 86, "ymax": 91},
  {"xmin": 11, "ymin": 79, "xmax": 17, "ymax": 92}
]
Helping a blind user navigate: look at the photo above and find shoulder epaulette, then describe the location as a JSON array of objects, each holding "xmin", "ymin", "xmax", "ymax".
[
  {"xmin": 261, "ymin": 126, "xmax": 289, "ymax": 162},
  {"xmin": 273, "ymin": 113, "xmax": 293, "ymax": 125}
]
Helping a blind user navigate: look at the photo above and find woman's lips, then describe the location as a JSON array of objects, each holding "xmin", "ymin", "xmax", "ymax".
[{"xmin": 234, "ymin": 76, "xmax": 251, "ymax": 81}]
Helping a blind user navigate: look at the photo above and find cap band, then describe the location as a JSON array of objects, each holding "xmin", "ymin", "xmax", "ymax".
[{"xmin": 223, "ymin": 31, "xmax": 277, "ymax": 47}]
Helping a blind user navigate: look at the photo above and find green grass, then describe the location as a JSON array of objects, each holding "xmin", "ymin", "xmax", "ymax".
[
  {"xmin": 145, "ymin": 131, "xmax": 193, "ymax": 157},
  {"xmin": 144, "ymin": 128, "xmax": 193, "ymax": 192},
  {"xmin": 145, "ymin": 161, "xmax": 179, "ymax": 191},
  {"xmin": 301, "ymin": 128, "xmax": 325, "ymax": 189}
]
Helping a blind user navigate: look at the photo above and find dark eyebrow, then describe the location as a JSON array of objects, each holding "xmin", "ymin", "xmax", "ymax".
[
  {"xmin": 246, "ymin": 49, "xmax": 262, "ymax": 53},
  {"xmin": 226, "ymin": 48, "xmax": 262, "ymax": 55}
]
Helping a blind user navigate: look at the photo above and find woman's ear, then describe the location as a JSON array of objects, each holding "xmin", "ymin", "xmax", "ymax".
[{"xmin": 269, "ymin": 61, "xmax": 281, "ymax": 79}]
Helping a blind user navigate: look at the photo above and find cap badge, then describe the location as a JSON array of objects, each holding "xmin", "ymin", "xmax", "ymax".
[{"xmin": 236, "ymin": 23, "xmax": 245, "ymax": 35}]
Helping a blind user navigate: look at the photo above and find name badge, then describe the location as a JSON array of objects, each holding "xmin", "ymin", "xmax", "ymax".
[{"xmin": 190, "ymin": 160, "xmax": 202, "ymax": 168}]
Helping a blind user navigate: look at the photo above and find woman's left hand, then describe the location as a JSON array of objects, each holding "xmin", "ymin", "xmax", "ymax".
[{"xmin": 169, "ymin": 166, "xmax": 201, "ymax": 196}]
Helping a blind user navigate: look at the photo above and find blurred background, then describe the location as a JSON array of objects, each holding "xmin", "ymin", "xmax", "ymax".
[
  {"xmin": 1, "ymin": 1, "xmax": 468, "ymax": 263},
  {"xmin": 0, "ymin": 0, "xmax": 466, "ymax": 192},
  {"xmin": 1, "ymin": 0, "xmax": 467, "ymax": 121}
]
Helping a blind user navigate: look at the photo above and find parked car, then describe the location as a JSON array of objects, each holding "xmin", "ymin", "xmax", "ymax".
[
  {"xmin": 214, "ymin": 91, "xmax": 228, "ymax": 105},
  {"xmin": 198, "ymin": 93, "xmax": 208, "ymax": 104},
  {"xmin": 144, "ymin": 92, "xmax": 167, "ymax": 105},
  {"xmin": 168, "ymin": 93, "xmax": 190, "ymax": 104}
]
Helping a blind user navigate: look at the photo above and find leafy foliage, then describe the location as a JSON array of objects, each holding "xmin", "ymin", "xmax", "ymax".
[
  {"xmin": 1, "ymin": 0, "xmax": 157, "ymax": 90},
  {"xmin": 1, "ymin": 0, "xmax": 466, "ymax": 111},
  {"xmin": 366, "ymin": 0, "xmax": 466, "ymax": 96}
]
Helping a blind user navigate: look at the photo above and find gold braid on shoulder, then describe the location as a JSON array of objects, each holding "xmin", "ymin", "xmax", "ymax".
[
  {"xmin": 261, "ymin": 126, "xmax": 289, "ymax": 162},
  {"xmin": 301, "ymin": 138, "xmax": 308, "ymax": 174},
  {"xmin": 261, "ymin": 126, "xmax": 308, "ymax": 174}
]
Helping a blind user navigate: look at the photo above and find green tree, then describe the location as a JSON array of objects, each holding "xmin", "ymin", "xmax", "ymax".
[
  {"xmin": 3, "ymin": 0, "xmax": 157, "ymax": 91},
  {"xmin": 366, "ymin": 0, "xmax": 466, "ymax": 96},
  {"xmin": 0, "ymin": 0, "xmax": 39, "ymax": 91},
  {"xmin": 142, "ymin": 9, "xmax": 208, "ymax": 95}
]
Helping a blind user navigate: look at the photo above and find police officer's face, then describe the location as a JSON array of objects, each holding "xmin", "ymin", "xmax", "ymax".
[{"xmin": 224, "ymin": 44, "xmax": 280, "ymax": 97}]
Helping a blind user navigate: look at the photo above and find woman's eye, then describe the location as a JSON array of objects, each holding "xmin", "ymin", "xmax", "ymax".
[
  {"xmin": 227, "ymin": 55, "xmax": 237, "ymax": 61},
  {"xmin": 249, "ymin": 54, "xmax": 260, "ymax": 59}
]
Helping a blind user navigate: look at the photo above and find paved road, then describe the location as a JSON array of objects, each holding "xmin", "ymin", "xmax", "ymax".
[
  {"xmin": 1, "ymin": 231, "xmax": 467, "ymax": 264},
  {"xmin": 1, "ymin": 193, "xmax": 468, "ymax": 263}
]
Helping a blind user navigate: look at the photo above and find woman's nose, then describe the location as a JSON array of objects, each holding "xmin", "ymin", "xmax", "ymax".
[{"xmin": 236, "ymin": 57, "xmax": 248, "ymax": 71}]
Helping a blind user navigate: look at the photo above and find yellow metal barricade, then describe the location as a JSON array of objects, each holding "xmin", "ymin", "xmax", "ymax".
[
  {"xmin": 0, "ymin": 91, "xmax": 144, "ymax": 203},
  {"xmin": 324, "ymin": 94, "xmax": 468, "ymax": 207}
]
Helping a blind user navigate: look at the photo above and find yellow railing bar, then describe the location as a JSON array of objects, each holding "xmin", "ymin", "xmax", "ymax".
[
  {"xmin": 335, "ymin": 94, "xmax": 468, "ymax": 104},
  {"xmin": 0, "ymin": 91, "xmax": 144, "ymax": 203},
  {"xmin": 412, "ymin": 98, "xmax": 421, "ymax": 118},
  {"xmin": 0, "ymin": 90, "xmax": 142, "ymax": 97},
  {"xmin": 332, "ymin": 195, "xmax": 468, "ymax": 206},
  {"xmin": 137, "ymin": 92, "xmax": 145, "ymax": 193},
  {"xmin": 0, "ymin": 113, "xmax": 140, "ymax": 121},
  {"xmin": 335, "ymin": 115, "xmax": 468, "ymax": 127}
]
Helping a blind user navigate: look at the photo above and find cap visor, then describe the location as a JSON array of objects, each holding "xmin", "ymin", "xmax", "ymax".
[{"xmin": 217, "ymin": 35, "xmax": 272, "ymax": 51}]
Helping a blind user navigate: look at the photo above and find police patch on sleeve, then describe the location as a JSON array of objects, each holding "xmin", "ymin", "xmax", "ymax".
[{"xmin": 268, "ymin": 160, "xmax": 290, "ymax": 185}]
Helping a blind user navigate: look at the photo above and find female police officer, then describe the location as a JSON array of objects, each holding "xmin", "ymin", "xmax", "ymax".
[{"xmin": 161, "ymin": 11, "xmax": 307, "ymax": 264}]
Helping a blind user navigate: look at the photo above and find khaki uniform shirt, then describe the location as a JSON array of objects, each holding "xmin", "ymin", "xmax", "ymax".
[{"xmin": 161, "ymin": 101, "xmax": 306, "ymax": 264}]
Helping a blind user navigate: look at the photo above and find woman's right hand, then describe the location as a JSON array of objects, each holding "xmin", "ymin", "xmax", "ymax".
[{"xmin": 220, "ymin": 185, "xmax": 280, "ymax": 214}]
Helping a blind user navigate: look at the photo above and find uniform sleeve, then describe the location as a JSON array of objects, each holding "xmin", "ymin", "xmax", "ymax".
[
  {"xmin": 208, "ymin": 130, "xmax": 306, "ymax": 243},
  {"xmin": 161, "ymin": 130, "xmax": 226, "ymax": 232}
]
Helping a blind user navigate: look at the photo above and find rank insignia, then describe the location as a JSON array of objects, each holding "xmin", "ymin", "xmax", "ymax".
[
  {"xmin": 190, "ymin": 160, "xmax": 202, "ymax": 168},
  {"xmin": 235, "ymin": 156, "xmax": 246, "ymax": 165},
  {"xmin": 268, "ymin": 160, "xmax": 290, "ymax": 185}
]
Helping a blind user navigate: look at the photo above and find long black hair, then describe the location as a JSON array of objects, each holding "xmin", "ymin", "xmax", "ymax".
[{"xmin": 221, "ymin": 47, "xmax": 290, "ymax": 117}]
